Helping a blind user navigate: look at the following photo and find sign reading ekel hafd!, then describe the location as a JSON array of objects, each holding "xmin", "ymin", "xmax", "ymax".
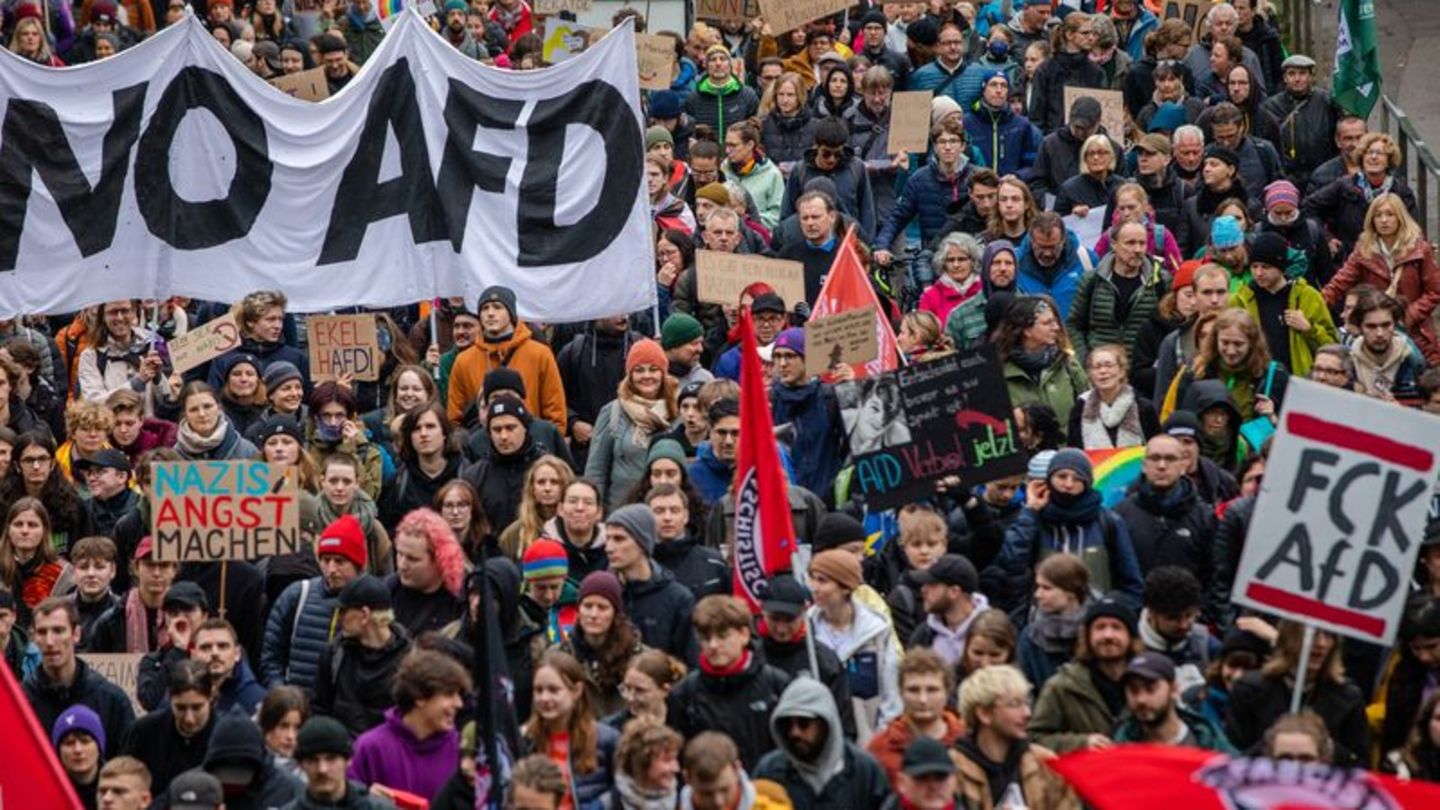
[
  {"xmin": 1232, "ymin": 380, "xmax": 1440, "ymax": 645},
  {"xmin": 150, "ymin": 461, "xmax": 300, "ymax": 562}
]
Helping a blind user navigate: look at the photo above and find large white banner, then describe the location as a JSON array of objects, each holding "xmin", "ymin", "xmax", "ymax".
[{"xmin": 0, "ymin": 11, "xmax": 655, "ymax": 321}]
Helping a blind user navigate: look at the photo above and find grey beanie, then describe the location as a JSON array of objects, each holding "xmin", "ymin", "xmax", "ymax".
[
  {"xmin": 607, "ymin": 503, "xmax": 657, "ymax": 556},
  {"xmin": 1047, "ymin": 448, "xmax": 1094, "ymax": 488}
]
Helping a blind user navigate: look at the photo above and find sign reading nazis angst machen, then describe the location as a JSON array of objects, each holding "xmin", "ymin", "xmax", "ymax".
[
  {"xmin": 150, "ymin": 461, "xmax": 300, "ymax": 562},
  {"xmin": 0, "ymin": 11, "xmax": 655, "ymax": 323},
  {"xmin": 1233, "ymin": 380, "xmax": 1440, "ymax": 645}
]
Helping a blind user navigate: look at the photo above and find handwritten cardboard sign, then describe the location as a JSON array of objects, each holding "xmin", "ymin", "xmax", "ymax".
[
  {"xmin": 1162, "ymin": 0, "xmax": 1215, "ymax": 42},
  {"xmin": 307, "ymin": 314, "xmax": 380, "ymax": 382},
  {"xmin": 150, "ymin": 461, "xmax": 300, "ymax": 562},
  {"xmin": 79, "ymin": 654, "xmax": 143, "ymax": 714},
  {"xmin": 839, "ymin": 346, "xmax": 1026, "ymax": 510},
  {"xmin": 1064, "ymin": 86, "xmax": 1128, "ymax": 145},
  {"xmin": 167, "ymin": 313, "xmax": 241, "ymax": 375},
  {"xmin": 805, "ymin": 306, "xmax": 878, "ymax": 377},
  {"xmin": 542, "ymin": 18, "xmax": 596, "ymax": 63},
  {"xmin": 268, "ymin": 67, "xmax": 329, "ymax": 102},
  {"xmin": 887, "ymin": 90, "xmax": 934, "ymax": 155},
  {"xmin": 637, "ymin": 33, "xmax": 676, "ymax": 91},
  {"xmin": 696, "ymin": 251, "xmax": 807, "ymax": 310},
  {"xmin": 696, "ymin": 0, "xmax": 761, "ymax": 23},
  {"xmin": 758, "ymin": 0, "xmax": 849, "ymax": 36},
  {"xmin": 534, "ymin": 0, "xmax": 593, "ymax": 13}
]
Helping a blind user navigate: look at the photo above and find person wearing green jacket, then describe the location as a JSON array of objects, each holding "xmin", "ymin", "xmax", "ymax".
[
  {"xmin": 684, "ymin": 46, "xmax": 760, "ymax": 138},
  {"xmin": 434, "ymin": 308, "xmax": 479, "ymax": 409},
  {"xmin": 721, "ymin": 120, "xmax": 785, "ymax": 229},
  {"xmin": 998, "ymin": 296, "xmax": 1090, "ymax": 427},
  {"xmin": 1229, "ymin": 231, "xmax": 1337, "ymax": 379},
  {"xmin": 1068, "ymin": 220, "xmax": 1168, "ymax": 363},
  {"xmin": 336, "ymin": 0, "xmax": 385, "ymax": 65},
  {"xmin": 1110, "ymin": 652, "xmax": 1239, "ymax": 753},
  {"xmin": 1030, "ymin": 596, "xmax": 1141, "ymax": 753}
]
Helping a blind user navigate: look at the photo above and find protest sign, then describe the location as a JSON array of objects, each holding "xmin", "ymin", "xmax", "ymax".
[
  {"xmin": 637, "ymin": 33, "xmax": 676, "ymax": 91},
  {"xmin": 79, "ymin": 654, "xmax": 144, "ymax": 714},
  {"xmin": 758, "ymin": 0, "xmax": 849, "ymax": 35},
  {"xmin": 534, "ymin": 0, "xmax": 593, "ymax": 13},
  {"xmin": 839, "ymin": 346, "xmax": 1026, "ymax": 510},
  {"xmin": 0, "ymin": 12, "xmax": 656, "ymax": 324},
  {"xmin": 167, "ymin": 313, "xmax": 241, "ymax": 375},
  {"xmin": 1064, "ymin": 86, "xmax": 1128, "ymax": 145},
  {"xmin": 1232, "ymin": 380, "xmax": 1440, "ymax": 646},
  {"xmin": 307, "ymin": 314, "xmax": 380, "ymax": 382},
  {"xmin": 543, "ymin": 18, "xmax": 596, "ymax": 62},
  {"xmin": 696, "ymin": 251, "xmax": 807, "ymax": 310},
  {"xmin": 804, "ymin": 306, "xmax": 878, "ymax": 377},
  {"xmin": 150, "ymin": 461, "xmax": 301, "ymax": 562},
  {"xmin": 1063, "ymin": 208, "xmax": 1107, "ymax": 253},
  {"xmin": 1162, "ymin": 0, "xmax": 1215, "ymax": 42},
  {"xmin": 887, "ymin": 91, "xmax": 934, "ymax": 155},
  {"xmin": 267, "ymin": 67, "xmax": 329, "ymax": 102},
  {"xmin": 696, "ymin": 0, "xmax": 760, "ymax": 23}
]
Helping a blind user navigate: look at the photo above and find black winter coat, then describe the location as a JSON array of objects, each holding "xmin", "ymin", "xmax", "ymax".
[
  {"xmin": 759, "ymin": 634, "xmax": 857, "ymax": 740},
  {"xmin": 652, "ymin": 535, "xmax": 730, "ymax": 599},
  {"xmin": 623, "ymin": 564, "xmax": 698, "ymax": 665},
  {"xmin": 23, "ymin": 658, "xmax": 136, "ymax": 748},
  {"xmin": 118, "ymin": 706, "xmax": 215, "ymax": 795},
  {"xmin": 1304, "ymin": 174, "xmax": 1420, "ymax": 261},
  {"xmin": 182, "ymin": 559, "xmax": 267, "ymax": 666},
  {"xmin": 556, "ymin": 328, "xmax": 643, "ymax": 430},
  {"xmin": 1030, "ymin": 128, "xmax": 1123, "ymax": 202},
  {"xmin": 380, "ymin": 454, "xmax": 469, "ymax": 531},
  {"xmin": 754, "ymin": 742, "xmax": 893, "ymax": 810},
  {"xmin": 1112, "ymin": 479, "xmax": 1216, "ymax": 584},
  {"xmin": 761, "ymin": 109, "xmax": 818, "ymax": 168},
  {"xmin": 313, "ymin": 623, "xmax": 413, "ymax": 735},
  {"xmin": 1226, "ymin": 671, "xmax": 1368, "ymax": 765},
  {"xmin": 465, "ymin": 439, "xmax": 545, "ymax": 533},
  {"xmin": 1208, "ymin": 495, "xmax": 1254, "ymax": 626},
  {"xmin": 1262, "ymin": 89, "xmax": 1340, "ymax": 189},
  {"xmin": 1029, "ymin": 50, "xmax": 1108, "ymax": 133},
  {"xmin": 1055, "ymin": 173, "xmax": 1123, "ymax": 216},
  {"xmin": 668, "ymin": 649, "xmax": 791, "ymax": 770}
]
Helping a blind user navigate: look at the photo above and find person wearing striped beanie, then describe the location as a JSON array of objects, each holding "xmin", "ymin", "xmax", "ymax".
[{"xmin": 519, "ymin": 539, "xmax": 576, "ymax": 644}]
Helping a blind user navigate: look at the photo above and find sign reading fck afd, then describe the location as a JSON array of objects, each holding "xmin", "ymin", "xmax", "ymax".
[{"xmin": 0, "ymin": 11, "xmax": 655, "ymax": 323}]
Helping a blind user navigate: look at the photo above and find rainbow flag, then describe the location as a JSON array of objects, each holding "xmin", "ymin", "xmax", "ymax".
[
  {"xmin": 1087, "ymin": 447, "xmax": 1145, "ymax": 508},
  {"xmin": 377, "ymin": 0, "xmax": 407, "ymax": 29}
]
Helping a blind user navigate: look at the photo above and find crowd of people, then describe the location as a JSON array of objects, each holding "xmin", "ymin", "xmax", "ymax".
[{"xmin": 4, "ymin": 0, "xmax": 1440, "ymax": 809}]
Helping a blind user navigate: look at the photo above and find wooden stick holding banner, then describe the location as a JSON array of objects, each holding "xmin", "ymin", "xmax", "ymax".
[
  {"xmin": 1290, "ymin": 622, "xmax": 1316, "ymax": 713},
  {"xmin": 429, "ymin": 301, "xmax": 441, "ymax": 381},
  {"xmin": 219, "ymin": 560, "xmax": 228, "ymax": 619}
]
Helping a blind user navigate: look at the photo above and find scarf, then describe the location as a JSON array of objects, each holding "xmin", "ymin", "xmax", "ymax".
[
  {"xmin": 1010, "ymin": 345, "xmax": 1058, "ymax": 380},
  {"xmin": 1040, "ymin": 488, "xmax": 1103, "ymax": 527},
  {"xmin": 619, "ymin": 391, "xmax": 672, "ymax": 445},
  {"xmin": 1135, "ymin": 478, "xmax": 1194, "ymax": 519},
  {"xmin": 699, "ymin": 649, "xmax": 751, "ymax": 678},
  {"xmin": 124, "ymin": 588, "xmax": 166, "ymax": 653},
  {"xmin": 938, "ymin": 271, "xmax": 983, "ymax": 304},
  {"xmin": 1079, "ymin": 387, "xmax": 1145, "ymax": 449},
  {"xmin": 18, "ymin": 556, "xmax": 63, "ymax": 608},
  {"xmin": 612, "ymin": 774, "xmax": 679, "ymax": 810},
  {"xmin": 176, "ymin": 417, "xmax": 229, "ymax": 455},
  {"xmin": 491, "ymin": 2, "xmax": 524, "ymax": 32},
  {"xmin": 1355, "ymin": 170, "xmax": 1395, "ymax": 204},
  {"xmin": 1028, "ymin": 603, "xmax": 1086, "ymax": 655}
]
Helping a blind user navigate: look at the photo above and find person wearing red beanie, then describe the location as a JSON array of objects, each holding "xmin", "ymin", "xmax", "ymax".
[{"xmin": 316, "ymin": 514, "xmax": 368, "ymax": 572}]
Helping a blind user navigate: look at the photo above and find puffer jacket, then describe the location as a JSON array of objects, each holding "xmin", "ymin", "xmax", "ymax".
[
  {"xmin": 964, "ymin": 100, "xmax": 1043, "ymax": 179},
  {"xmin": 1067, "ymin": 253, "xmax": 1168, "ymax": 361},
  {"xmin": 770, "ymin": 380, "xmax": 846, "ymax": 502},
  {"xmin": 781, "ymin": 145, "xmax": 878, "ymax": 242},
  {"xmin": 874, "ymin": 156, "xmax": 971, "ymax": 251},
  {"xmin": 622, "ymin": 562, "xmax": 698, "ymax": 664},
  {"xmin": 684, "ymin": 74, "xmax": 760, "ymax": 136},
  {"xmin": 983, "ymin": 502, "xmax": 1145, "ymax": 613},
  {"xmin": 1014, "ymin": 229, "xmax": 1097, "ymax": 319},
  {"xmin": 762, "ymin": 109, "xmax": 817, "ymax": 169},
  {"xmin": 1113, "ymin": 477, "xmax": 1216, "ymax": 581},
  {"xmin": 1029, "ymin": 50, "xmax": 1108, "ymax": 133},
  {"xmin": 669, "ymin": 645, "xmax": 791, "ymax": 770},
  {"xmin": 953, "ymin": 54, "xmax": 1016, "ymax": 113},
  {"xmin": 1262, "ymin": 88, "xmax": 1341, "ymax": 189},
  {"xmin": 260, "ymin": 574, "xmax": 340, "ymax": 691},
  {"xmin": 313, "ymin": 622, "xmax": 413, "ymax": 735},
  {"xmin": 754, "ymin": 678, "xmax": 894, "ymax": 810}
]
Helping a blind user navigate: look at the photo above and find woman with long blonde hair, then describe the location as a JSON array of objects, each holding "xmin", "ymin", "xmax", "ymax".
[
  {"xmin": 499, "ymin": 455, "xmax": 574, "ymax": 560},
  {"xmin": 9, "ymin": 16, "xmax": 64, "ymax": 66}
]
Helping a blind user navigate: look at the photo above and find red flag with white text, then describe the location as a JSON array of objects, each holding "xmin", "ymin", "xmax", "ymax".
[
  {"xmin": 0, "ymin": 651, "xmax": 83, "ymax": 808},
  {"xmin": 809, "ymin": 226, "xmax": 901, "ymax": 379},
  {"xmin": 732, "ymin": 308, "xmax": 797, "ymax": 612}
]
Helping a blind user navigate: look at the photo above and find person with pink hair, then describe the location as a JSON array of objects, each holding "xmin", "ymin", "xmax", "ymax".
[{"xmin": 388, "ymin": 507, "xmax": 467, "ymax": 637}]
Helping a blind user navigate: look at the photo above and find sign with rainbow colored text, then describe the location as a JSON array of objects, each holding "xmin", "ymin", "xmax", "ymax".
[
  {"xmin": 150, "ymin": 461, "xmax": 300, "ymax": 562},
  {"xmin": 838, "ymin": 346, "xmax": 1026, "ymax": 510}
]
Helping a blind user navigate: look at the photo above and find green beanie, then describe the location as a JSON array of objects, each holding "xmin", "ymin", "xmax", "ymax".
[
  {"xmin": 660, "ymin": 313, "xmax": 703, "ymax": 350},
  {"xmin": 646, "ymin": 125, "xmax": 674, "ymax": 151},
  {"xmin": 647, "ymin": 438, "xmax": 688, "ymax": 469}
]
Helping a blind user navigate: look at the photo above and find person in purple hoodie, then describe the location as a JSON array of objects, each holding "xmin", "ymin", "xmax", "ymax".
[{"xmin": 348, "ymin": 648, "xmax": 471, "ymax": 802}]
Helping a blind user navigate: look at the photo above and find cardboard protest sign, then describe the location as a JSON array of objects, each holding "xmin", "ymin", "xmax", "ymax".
[
  {"xmin": 696, "ymin": 0, "xmax": 760, "ymax": 23},
  {"xmin": 307, "ymin": 314, "xmax": 380, "ymax": 382},
  {"xmin": 167, "ymin": 313, "xmax": 241, "ymax": 375},
  {"xmin": 268, "ymin": 67, "xmax": 329, "ymax": 102},
  {"xmin": 804, "ymin": 306, "xmax": 878, "ymax": 377},
  {"xmin": 79, "ymin": 654, "xmax": 143, "ymax": 714},
  {"xmin": 150, "ymin": 461, "xmax": 301, "ymax": 562},
  {"xmin": 1162, "ymin": 0, "xmax": 1215, "ymax": 42},
  {"xmin": 637, "ymin": 33, "xmax": 676, "ymax": 91},
  {"xmin": 838, "ymin": 346, "xmax": 1026, "ymax": 510},
  {"xmin": 887, "ymin": 90, "xmax": 934, "ymax": 155},
  {"xmin": 1064, "ymin": 87, "xmax": 1127, "ymax": 145},
  {"xmin": 543, "ymin": 18, "xmax": 596, "ymax": 63},
  {"xmin": 1233, "ymin": 380, "xmax": 1440, "ymax": 645},
  {"xmin": 696, "ymin": 251, "xmax": 807, "ymax": 310},
  {"xmin": 534, "ymin": 0, "xmax": 593, "ymax": 13},
  {"xmin": 758, "ymin": 0, "xmax": 849, "ymax": 35}
]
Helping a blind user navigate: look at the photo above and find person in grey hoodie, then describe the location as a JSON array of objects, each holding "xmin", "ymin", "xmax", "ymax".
[{"xmin": 754, "ymin": 678, "xmax": 893, "ymax": 810}]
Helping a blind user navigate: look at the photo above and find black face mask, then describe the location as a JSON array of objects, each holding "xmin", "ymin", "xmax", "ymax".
[{"xmin": 988, "ymin": 41, "xmax": 1009, "ymax": 61}]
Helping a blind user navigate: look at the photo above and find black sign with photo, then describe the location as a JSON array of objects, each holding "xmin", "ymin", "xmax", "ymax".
[{"xmin": 839, "ymin": 346, "xmax": 1026, "ymax": 510}]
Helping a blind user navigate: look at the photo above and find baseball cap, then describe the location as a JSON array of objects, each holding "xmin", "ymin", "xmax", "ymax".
[
  {"xmin": 750, "ymin": 293, "xmax": 786, "ymax": 315},
  {"xmin": 762, "ymin": 574, "xmax": 811, "ymax": 617},
  {"xmin": 72, "ymin": 448, "xmax": 131, "ymax": 473},
  {"xmin": 1123, "ymin": 651, "xmax": 1177, "ymax": 683},
  {"xmin": 169, "ymin": 769, "xmax": 223, "ymax": 810},
  {"xmin": 901, "ymin": 737, "xmax": 955, "ymax": 777},
  {"xmin": 162, "ymin": 582, "xmax": 209, "ymax": 612},
  {"xmin": 910, "ymin": 554, "xmax": 979, "ymax": 592}
]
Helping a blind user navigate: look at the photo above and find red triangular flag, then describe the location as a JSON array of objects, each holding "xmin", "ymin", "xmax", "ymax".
[
  {"xmin": 0, "ymin": 659, "xmax": 83, "ymax": 807},
  {"xmin": 809, "ymin": 226, "xmax": 900, "ymax": 379},
  {"xmin": 732, "ymin": 307, "xmax": 797, "ymax": 613}
]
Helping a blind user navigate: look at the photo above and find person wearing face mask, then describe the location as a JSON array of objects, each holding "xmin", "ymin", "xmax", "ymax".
[
  {"xmin": 954, "ymin": 28, "xmax": 1018, "ymax": 112},
  {"xmin": 1256, "ymin": 180, "xmax": 1334, "ymax": 289},
  {"xmin": 306, "ymin": 382, "xmax": 383, "ymax": 503},
  {"xmin": 982, "ymin": 450, "xmax": 1144, "ymax": 614}
]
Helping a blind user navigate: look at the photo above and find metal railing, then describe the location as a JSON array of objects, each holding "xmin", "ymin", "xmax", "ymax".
[{"xmin": 1275, "ymin": 0, "xmax": 1440, "ymax": 242}]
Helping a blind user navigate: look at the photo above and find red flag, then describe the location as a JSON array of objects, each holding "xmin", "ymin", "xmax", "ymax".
[
  {"xmin": 1048, "ymin": 744, "xmax": 1440, "ymax": 809},
  {"xmin": 809, "ymin": 226, "xmax": 901, "ymax": 379},
  {"xmin": 732, "ymin": 307, "xmax": 797, "ymax": 612},
  {"xmin": 0, "ymin": 657, "xmax": 83, "ymax": 808}
]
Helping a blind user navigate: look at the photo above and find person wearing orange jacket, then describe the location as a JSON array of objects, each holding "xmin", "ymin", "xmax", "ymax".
[{"xmin": 446, "ymin": 286, "xmax": 567, "ymax": 437}]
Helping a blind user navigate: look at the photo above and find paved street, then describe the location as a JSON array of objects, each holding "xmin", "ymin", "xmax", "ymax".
[{"xmin": 1370, "ymin": 0, "xmax": 1440, "ymax": 143}]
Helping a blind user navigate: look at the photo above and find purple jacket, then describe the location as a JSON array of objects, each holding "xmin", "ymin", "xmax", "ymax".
[{"xmin": 348, "ymin": 707, "xmax": 460, "ymax": 801}]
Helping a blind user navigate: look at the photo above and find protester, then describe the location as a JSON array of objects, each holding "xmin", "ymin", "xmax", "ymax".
[{"xmin": 754, "ymin": 677, "xmax": 892, "ymax": 810}]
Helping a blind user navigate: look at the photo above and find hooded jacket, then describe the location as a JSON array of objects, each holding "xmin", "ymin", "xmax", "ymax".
[
  {"xmin": 781, "ymin": 145, "xmax": 878, "ymax": 242},
  {"xmin": 349, "ymin": 707, "xmax": 462, "ymax": 801},
  {"xmin": 759, "ymin": 630, "xmax": 856, "ymax": 740},
  {"xmin": 770, "ymin": 380, "xmax": 846, "ymax": 501},
  {"xmin": 261, "ymin": 574, "xmax": 340, "ymax": 691},
  {"xmin": 203, "ymin": 710, "xmax": 303, "ymax": 810},
  {"xmin": 668, "ymin": 645, "xmax": 792, "ymax": 771},
  {"xmin": 806, "ymin": 599, "xmax": 901, "ymax": 743},
  {"xmin": 313, "ymin": 622, "xmax": 413, "ymax": 735},
  {"xmin": 1002, "ymin": 348, "xmax": 1089, "ymax": 429},
  {"xmin": 467, "ymin": 431, "xmax": 545, "ymax": 533},
  {"xmin": 753, "ymin": 678, "xmax": 893, "ymax": 810},
  {"xmin": 446, "ymin": 321, "xmax": 567, "ymax": 436},
  {"xmin": 684, "ymin": 74, "xmax": 760, "ymax": 136},
  {"xmin": 1014, "ymin": 229, "xmax": 1097, "ymax": 320},
  {"xmin": 1068, "ymin": 252, "xmax": 1167, "ymax": 361},
  {"xmin": 484, "ymin": 557, "xmax": 540, "ymax": 721},
  {"xmin": 623, "ymin": 562, "xmax": 698, "ymax": 664}
]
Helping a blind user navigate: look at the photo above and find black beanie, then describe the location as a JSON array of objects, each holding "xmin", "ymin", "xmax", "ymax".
[
  {"xmin": 1084, "ymin": 593, "xmax": 1138, "ymax": 633},
  {"xmin": 477, "ymin": 285, "xmax": 518, "ymax": 325},
  {"xmin": 813, "ymin": 512, "xmax": 866, "ymax": 553},
  {"xmin": 483, "ymin": 367, "xmax": 527, "ymax": 402},
  {"xmin": 294, "ymin": 716, "xmax": 353, "ymax": 760}
]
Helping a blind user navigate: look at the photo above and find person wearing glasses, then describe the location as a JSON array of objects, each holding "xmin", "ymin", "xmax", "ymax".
[
  {"xmin": 0, "ymin": 433, "xmax": 92, "ymax": 556},
  {"xmin": 75, "ymin": 299, "xmax": 174, "ymax": 415},
  {"xmin": 779, "ymin": 118, "xmax": 877, "ymax": 243}
]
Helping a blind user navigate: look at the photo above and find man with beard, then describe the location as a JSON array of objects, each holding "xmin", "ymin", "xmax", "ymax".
[
  {"xmin": 317, "ymin": 34, "xmax": 357, "ymax": 96},
  {"xmin": 1346, "ymin": 291, "xmax": 1426, "ymax": 402},
  {"xmin": 291, "ymin": 716, "xmax": 390, "ymax": 808},
  {"xmin": 1135, "ymin": 567, "xmax": 1218, "ymax": 695},
  {"xmin": 441, "ymin": 0, "xmax": 484, "ymax": 59},
  {"xmin": 1030, "ymin": 595, "xmax": 1142, "ymax": 752},
  {"xmin": 261, "ymin": 514, "xmax": 366, "ymax": 691},
  {"xmin": 557, "ymin": 315, "xmax": 642, "ymax": 468},
  {"xmin": 757, "ymin": 575, "xmax": 855, "ymax": 739},
  {"xmin": 660, "ymin": 314, "xmax": 712, "ymax": 387},
  {"xmin": 1113, "ymin": 652, "xmax": 1236, "ymax": 751},
  {"xmin": 754, "ymin": 678, "xmax": 892, "ymax": 809},
  {"xmin": 952, "ymin": 665, "xmax": 1077, "ymax": 809},
  {"xmin": 906, "ymin": 554, "xmax": 991, "ymax": 668},
  {"xmin": 191, "ymin": 619, "xmax": 266, "ymax": 715}
]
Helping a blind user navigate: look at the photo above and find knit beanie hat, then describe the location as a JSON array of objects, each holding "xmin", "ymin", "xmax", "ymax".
[
  {"xmin": 646, "ymin": 438, "xmax": 687, "ymax": 470},
  {"xmin": 1264, "ymin": 180, "xmax": 1301, "ymax": 212},
  {"xmin": 772, "ymin": 327, "xmax": 805, "ymax": 357},
  {"xmin": 1147, "ymin": 102, "xmax": 1187, "ymax": 133},
  {"xmin": 930, "ymin": 95, "xmax": 962, "ymax": 131},
  {"xmin": 813, "ymin": 512, "xmax": 865, "ymax": 553},
  {"xmin": 477, "ymin": 285, "xmax": 518, "ymax": 324},
  {"xmin": 810, "ymin": 549, "xmax": 862, "ymax": 592},
  {"xmin": 443, "ymin": 0, "xmax": 466, "ymax": 13},
  {"xmin": 649, "ymin": 90, "xmax": 683, "ymax": 119},
  {"xmin": 907, "ymin": 15, "xmax": 939, "ymax": 47},
  {"xmin": 1249, "ymin": 231, "xmax": 1291, "ymax": 270},
  {"xmin": 695, "ymin": 182, "xmax": 731, "ymax": 208},
  {"xmin": 294, "ymin": 716, "xmax": 352, "ymax": 760},
  {"xmin": 486, "ymin": 396, "xmax": 531, "ymax": 425},
  {"xmin": 521, "ymin": 539, "xmax": 569, "ymax": 581},
  {"xmin": 52, "ymin": 704, "xmax": 106, "ymax": 756},
  {"xmin": 646, "ymin": 125, "xmax": 674, "ymax": 151},
  {"xmin": 262, "ymin": 360, "xmax": 303, "ymax": 393},
  {"xmin": 1210, "ymin": 215, "xmax": 1244, "ymax": 249},
  {"xmin": 1204, "ymin": 143, "xmax": 1240, "ymax": 168},
  {"xmin": 1085, "ymin": 593, "xmax": 1138, "ymax": 633},
  {"xmin": 607, "ymin": 503, "xmax": 657, "ymax": 556},
  {"xmin": 1027, "ymin": 449, "xmax": 1057, "ymax": 480},
  {"xmin": 316, "ymin": 514, "xmax": 368, "ymax": 570},
  {"xmin": 661, "ymin": 313, "xmax": 704, "ymax": 350},
  {"xmin": 578, "ymin": 571, "xmax": 624, "ymax": 613},
  {"xmin": 626, "ymin": 339, "xmax": 668, "ymax": 374},
  {"xmin": 1047, "ymin": 448, "xmax": 1094, "ymax": 488},
  {"xmin": 483, "ymin": 367, "xmax": 526, "ymax": 401},
  {"xmin": 1172, "ymin": 259, "xmax": 1203, "ymax": 290},
  {"xmin": 253, "ymin": 415, "xmax": 304, "ymax": 447}
]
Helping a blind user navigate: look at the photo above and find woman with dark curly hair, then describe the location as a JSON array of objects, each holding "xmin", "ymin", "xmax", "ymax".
[{"xmin": 558, "ymin": 571, "xmax": 647, "ymax": 718}]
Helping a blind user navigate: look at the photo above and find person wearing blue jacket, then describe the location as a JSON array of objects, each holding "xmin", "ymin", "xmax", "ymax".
[
  {"xmin": 690, "ymin": 398, "xmax": 797, "ymax": 507},
  {"xmin": 953, "ymin": 28, "xmax": 1018, "ymax": 112},
  {"xmin": 1014, "ymin": 212, "xmax": 1098, "ymax": 320},
  {"xmin": 1108, "ymin": 0, "xmax": 1160, "ymax": 61},
  {"xmin": 873, "ymin": 117, "xmax": 973, "ymax": 289},
  {"xmin": 981, "ymin": 448, "xmax": 1145, "ymax": 614},
  {"xmin": 906, "ymin": 20, "xmax": 970, "ymax": 104},
  {"xmin": 769, "ymin": 329, "xmax": 846, "ymax": 504},
  {"xmin": 963, "ymin": 70, "xmax": 1042, "ymax": 179},
  {"xmin": 260, "ymin": 514, "xmax": 367, "ymax": 691}
]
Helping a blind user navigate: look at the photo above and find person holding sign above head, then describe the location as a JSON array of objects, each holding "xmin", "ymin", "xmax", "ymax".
[
  {"xmin": 76, "ymin": 300, "xmax": 174, "ymax": 416},
  {"xmin": 446, "ymin": 286, "xmax": 567, "ymax": 438}
]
